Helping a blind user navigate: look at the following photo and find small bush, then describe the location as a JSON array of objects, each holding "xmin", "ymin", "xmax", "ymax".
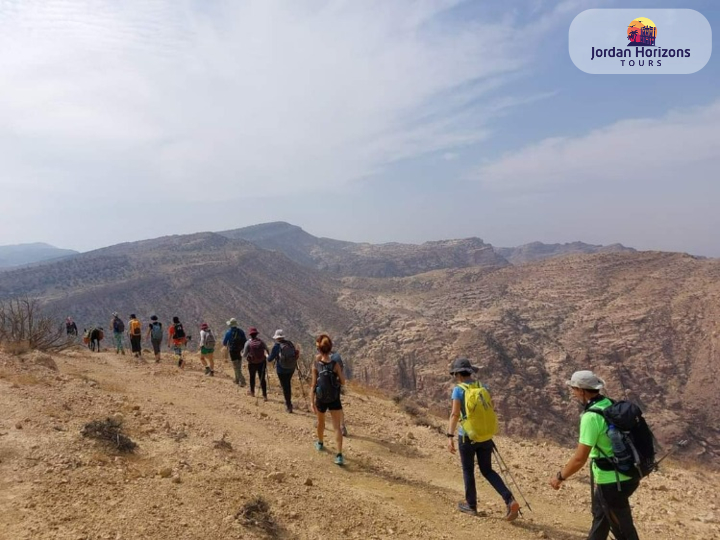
[
  {"xmin": 81, "ymin": 418, "xmax": 137, "ymax": 453},
  {"xmin": 235, "ymin": 497, "xmax": 280, "ymax": 538},
  {"xmin": 0, "ymin": 297, "xmax": 72, "ymax": 353}
]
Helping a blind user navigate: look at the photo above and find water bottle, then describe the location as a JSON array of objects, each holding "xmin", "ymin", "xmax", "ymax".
[{"xmin": 607, "ymin": 424, "xmax": 633, "ymax": 472}]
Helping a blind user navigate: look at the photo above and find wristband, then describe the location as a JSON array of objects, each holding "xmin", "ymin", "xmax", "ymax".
[
  {"xmin": 556, "ymin": 471, "xmax": 565, "ymax": 482},
  {"xmin": 446, "ymin": 433, "xmax": 454, "ymax": 439}
]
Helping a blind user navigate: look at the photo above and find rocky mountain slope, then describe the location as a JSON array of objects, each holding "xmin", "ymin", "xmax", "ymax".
[
  {"xmin": 495, "ymin": 242, "xmax": 636, "ymax": 265},
  {"xmin": 1, "ymin": 347, "xmax": 718, "ymax": 539},
  {"xmin": 0, "ymin": 243, "xmax": 78, "ymax": 269},
  {"xmin": 0, "ymin": 233, "xmax": 350, "ymax": 346},
  {"xmin": 336, "ymin": 251, "xmax": 720, "ymax": 464},
  {"xmin": 219, "ymin": 222, "xmax": 509, "ymax": 277}
]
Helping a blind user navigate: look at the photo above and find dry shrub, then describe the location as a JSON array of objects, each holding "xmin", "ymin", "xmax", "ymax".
[
  {"xmin": 0, "ymin": 297, "xmax": 72, "ymax": 353},
  {"xmin": 81, "ymin": 418, "xmax": 137, "ymax": 453},
  {"xmin": 213, "ymin": 432, "xmax": 233, "ymax": 451},
  {"xmin": 235, "ymin": 497, "xmax": 281, "ymax": 538}
]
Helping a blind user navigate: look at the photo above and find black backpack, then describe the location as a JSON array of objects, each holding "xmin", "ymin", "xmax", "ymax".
[
  {"xmin": 173, "ymin": 323, "xmax": 185, "ymax": 339},
  {"xmin": 113, "ymin": 317, "xmax": 125, "ymax": 333},
  {"xmin": 228, "ymin": 327, "xmax": 247, "ymax": 352},
  {"xmin": 277, "ymin": 340, "xmax": 298, "ymax": 370},
  {"xmin": 315, "ymin": 360, "xmax": 341, "ymax": 404},
  {"xmin": 586, "ymin": 400, "xmax": 657, "ymax": 481}
]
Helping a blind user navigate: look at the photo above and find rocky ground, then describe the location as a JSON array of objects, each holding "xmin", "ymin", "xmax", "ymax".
[{"xmin": 1, "ymin": 346, "xmax": 719, "ymax": 540}]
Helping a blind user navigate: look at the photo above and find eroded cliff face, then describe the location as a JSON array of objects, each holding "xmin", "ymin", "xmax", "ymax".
[{"xmin": 338, "ymin": 251, "xmax": 720, "ymax": 463}]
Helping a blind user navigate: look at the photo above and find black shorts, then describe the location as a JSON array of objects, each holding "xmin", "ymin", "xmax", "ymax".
[{"xmin": 315, "ymin": 399, "xmax": 342, "ymax": 413}]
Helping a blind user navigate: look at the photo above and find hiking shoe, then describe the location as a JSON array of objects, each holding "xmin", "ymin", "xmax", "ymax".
[
  {"xmin": 210, "ymin": 370, "xmax": 214, "ymax": 377},
  {"xmin": 248, "ymin": 389, "xmax": 254, "ymax": 397},
  {"xmin": 314, "ymin": 441, "xmax": 324, "ymax": 452},
  {"xmin": 263, "ymin": 396, "xmax": 268, "ymax": 402},
  {"xmin": 285, "ymin": 406, "xmax": 293, "ymax": 413},
  {"xmin": 204, "ymin": 366, "xmax": 211, "ymax": 375},
  {"xmin": 341, "ymin": 425, "xmax": 348, "ymax": 437},
  {"xmin": 505, "ymin": 499, "xmax": 520, "ymax": 522},
  {"xmin": 334, "ymin": 453, "xmax": 345, "ymax": 466},
  {"xmin": 457, "ymin": 502, "xmax": 477, "ymax": 515}
]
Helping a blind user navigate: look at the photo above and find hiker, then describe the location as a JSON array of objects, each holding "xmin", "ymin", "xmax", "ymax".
[
  {"xmin": 65, "ymin": 317, "xmax": 78, "ymax": 336},
  {"xmin": 110, "ymin": 312, "xmax": 125, "ymax": 355},
  {"xmin": 223, "ymin": 318, "xmax": 247, "ymax": 386},
  {"xmin": 549, "ymin": 370, "xmax": 640, "ymax": 540},
  {"xmin": 146, "ymin": 315, "xmax": 163, "ymax": 363},
  {"xmin": 330, "ymin": 351, "xmax": 348, "ymax": 436},
  {"xmin": 311, "ymin": 334, "xmax": 346, "ymax": 465},
  {"xmin": 446, "ymin": 358, "xmax": 519, "ymax": 521},
  {"xmin": 242, "ymin": 327, "xmax": 269, "ymax": 400},
  {"xmin": 199, "ymin": 322, "xmax": 217, "ymax": 376},
  {"xmin": 168, "ymin": 316, "xmax": 188, "ymax": 368},
  {"xmin": 128, "ymin": 314, "xmax": 143, "ymax": 358},
  {"xmin": 267, "ymin": 329, "xmax": 298, "ymax": 413}
]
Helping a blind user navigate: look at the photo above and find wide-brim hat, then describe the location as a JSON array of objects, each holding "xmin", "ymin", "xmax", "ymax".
[
  {"xmin": 566, "ymin": 370, "xmax": 605, "ymax": 390},
  {"xmin": 449, "ymin": 358, "xmax": 479, "ymax": 374},
  {"xmin": 150, "ymin": 315, "xmax": 158, "ymax": 321},
  {"xmin": 227, "ymin": 318, "xmax": 238, "ymax": 327},
  {"xmin": 200, "ymin": 323, "xmax": 209, "ymax": 330},
  {"xmin": 248, "ymin": 327, "xmax": 259, "ymax": 335},
  {"xmin": 272, "ymin": 329, "xmax": 285, "ymax": 340}
]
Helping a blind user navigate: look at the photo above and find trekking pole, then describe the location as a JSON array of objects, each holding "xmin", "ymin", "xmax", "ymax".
[
  {"xmin": 655, "ymin": 439, "xmax": 688, "ymax": 467},
  {"xmin": 492, "ymin": 443, "xmax": 533, "ymax": 513}
]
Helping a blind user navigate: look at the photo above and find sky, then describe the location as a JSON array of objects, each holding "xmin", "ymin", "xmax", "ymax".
[{"xmin": 0, "ymin": 0, "xmax": 718, "ymax": 256}]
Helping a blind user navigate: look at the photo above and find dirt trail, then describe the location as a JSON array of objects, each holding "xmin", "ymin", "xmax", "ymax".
[{"xmin": 1, "ymin": 347, "xmax": 719, "ymax": 539}]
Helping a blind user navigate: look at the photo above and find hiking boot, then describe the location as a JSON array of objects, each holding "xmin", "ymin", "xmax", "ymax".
[
  {"xmin": 204, "ymin": 366, "xmax": 211, "ymax": 375},
  {"xmin": 457, "ymin": 502, "xmax": 477, "ymax": 515},
  {"xmin": 334, "ymin": 453, "xmax": 345, "ymax": 466},
  {"xmin": 341, "ymin": 424, "xmax": 348, "ymax": 437},
  {"xmin": 314, "ymin": 441, "xmax": 324, "ymax": 452},
  {"xmin": 505, "ymin": 499, "xmax": 520, "ymax": 522}
]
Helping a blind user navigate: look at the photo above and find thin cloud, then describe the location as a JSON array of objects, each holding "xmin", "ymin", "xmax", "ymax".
[{"xmin": 475, "ymin": 100, "xmax": 720, "ymax": 192}]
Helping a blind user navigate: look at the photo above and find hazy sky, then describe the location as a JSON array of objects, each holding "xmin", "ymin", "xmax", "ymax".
[{"xmin": 1, "ymin": 0, "xmax": 718, "ymax": 256}]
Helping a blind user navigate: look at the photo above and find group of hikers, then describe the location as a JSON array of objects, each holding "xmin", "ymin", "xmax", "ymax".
[
  {"xmin": 74, "ymin": 313, "xmax": 349, "ymax": 466},
  {"xmin": 71, "ymin": 313, "xmax": 649, "ymax": 537},
  {"xmin": 447, "ymin": 358, "xmax": 648, "ymax": 539}
]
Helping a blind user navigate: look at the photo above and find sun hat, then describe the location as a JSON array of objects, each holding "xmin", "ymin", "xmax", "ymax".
[
  {"xmin": 248, "ymin": 327, "xmax": 259, "ymax": 336},
  {"xmin": 566, "ymin": 370, "xmax": 605, "ymax": 390},
  {"xmin": 150, "ymin": 315, "xmax": 158, "ymax": 321},
  {"xmin": 200, "ymin": 322, "xmax": 209, "ymax": 330},
  {"xmin": 112, "ymin": 312, "xmax": 118, "ymax": 317},
  {"xmin": 226, "ymin": 317, "xmax": 238, "ymax": 327},
  {"xmin": 272, "ymin": 329, "xmax": 285, "ymax": 340},
  {"xmin": 449, "ymin": 358, "xmax": 479, "ymax": 374}
]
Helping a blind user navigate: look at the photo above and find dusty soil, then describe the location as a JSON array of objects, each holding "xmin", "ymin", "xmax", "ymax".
[{"xmin": 1, "ymin": 347, "xmax": 719, "ymax": 540}]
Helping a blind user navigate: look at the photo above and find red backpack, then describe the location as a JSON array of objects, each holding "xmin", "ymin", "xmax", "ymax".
[{"xmin": 247, "ymin": 338, "xmax": 266, "ymax": 364}]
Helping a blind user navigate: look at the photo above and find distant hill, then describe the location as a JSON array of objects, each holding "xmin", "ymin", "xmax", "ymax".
[
  {"xmin": 495, "ymin": 241, "xmax": 636, "ymax": 265},
  {"xmin": 219, "ymin": 222, "xmax": 509, "ymax": 277},
  {"xmin": 0, "ymin": 243, "xmax": 78, "ymax": 269},
  {"xmin": 0, "ymin": 232, "xmax": 350, "ymax": 345}
]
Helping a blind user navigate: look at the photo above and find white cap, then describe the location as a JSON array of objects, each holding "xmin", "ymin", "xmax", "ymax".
[{"xmin": 566, "ymin": 370, "xmax": 605, "ymax": 390}]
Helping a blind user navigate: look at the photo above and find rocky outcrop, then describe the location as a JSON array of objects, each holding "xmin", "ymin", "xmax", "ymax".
[
  {"xmin": 220, "ymin": 222, "xmax": 509, "ymax": 277},
  {"xmin": 496, "ymin": 241, "xmax": 636, "ymax": 265},
  {"xmin": 339, "ymin": 251, "xmax": 720, "ymax": 463}
]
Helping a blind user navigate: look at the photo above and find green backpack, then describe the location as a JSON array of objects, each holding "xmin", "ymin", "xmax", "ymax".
[{"xmin": 458, "ymin": 382, "xmax": 498, "ymax": 443}]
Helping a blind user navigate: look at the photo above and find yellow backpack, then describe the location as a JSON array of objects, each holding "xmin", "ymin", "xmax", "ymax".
[{"xmin": 458, "ymin": 382, "xmax": 498, "ymax": 442}]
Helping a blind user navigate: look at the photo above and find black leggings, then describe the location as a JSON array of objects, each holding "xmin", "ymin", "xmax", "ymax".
[
  {"xmin": 248, "ymin": 362, "xmax": 267, "ymax": 397},
  {"xmin": 277, "ymin": 371, "xmax": 295, "ymax": 408}
]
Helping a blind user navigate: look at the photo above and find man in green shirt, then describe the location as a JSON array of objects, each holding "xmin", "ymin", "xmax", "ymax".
[{"xmin": 549, "ymin": 370, "xmax": 640, "ymax": 540}]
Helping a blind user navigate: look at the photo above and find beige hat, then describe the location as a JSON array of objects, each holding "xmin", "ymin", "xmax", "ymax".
[
  {"xmin": 226, "ymin": 318, "xmax": 238, "ymax": 327},
  {"xmin": 272, "ymin": 329, "xmax": 285, "ymax": 340},
  {"xmin": 566, "ymin": 370, "xmax": 605, "ymax": 390}
]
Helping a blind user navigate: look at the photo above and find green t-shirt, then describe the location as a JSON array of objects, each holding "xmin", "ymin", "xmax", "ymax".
[{"xmin": 579, "ymin": 397, "xmax": 633, "ymax": 485}]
